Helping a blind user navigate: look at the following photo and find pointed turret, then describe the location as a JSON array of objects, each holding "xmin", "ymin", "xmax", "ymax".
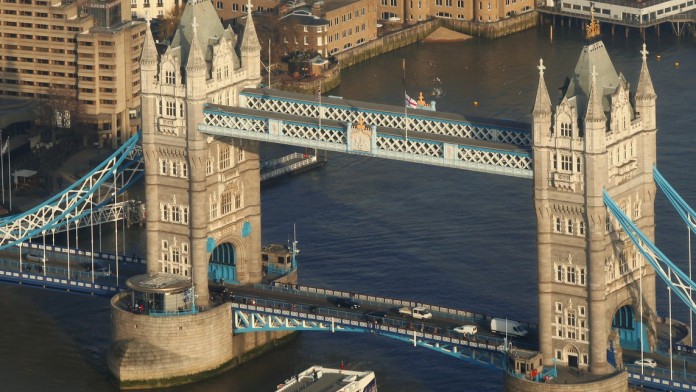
[
  {"xmin": 241, "ymin": 0, "xmax": 261, "ymax": 81},
  {"xmin": 186, "ymin": 17, "xmax": 207, "ymax": 73},
  {"xmin": 532, "ymin": 59, "xmax": 553, "ymax": 148},
  {"xmin": 141, "ymin": 17, "xmax": 159, "ymax": 66},
  {"xmin": 584, "ymin": 65, "xmax": 607, "ymax": 154},
  {"xmin": 635, "ymin": 43, "xmax": 657, "ymax": 132},
  {"xmin": 140, "ymin": 17, "xmax": 159, "ymax": 95},
  {"xmin": 241, "ymin": 0, "xmax": 261, "ymax": 54},
  {"xmin": 533, "ymin": 59, "xmax": 552, "ymax": 118},
  {"xmin": 636, "ymin": 43, "xmax": 656, "ymax": 101},
  {"xmin": 585, "ymin": 65, "xmax": 606, "ymax": 123},
  {"xmin": 186, "ymin": 17, "xmax": 207, "ymax": 100}
]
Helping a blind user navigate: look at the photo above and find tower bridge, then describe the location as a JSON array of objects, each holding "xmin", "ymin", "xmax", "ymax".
[{"xmin": 0, "ymin": 0, "xmax": 694, "ymax": 390}]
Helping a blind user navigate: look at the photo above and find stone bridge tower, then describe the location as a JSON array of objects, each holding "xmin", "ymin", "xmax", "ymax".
[
  {"xmin": 140, "ymin": 0, "xmax": 262, "ymax": 308},
  {"xmin": 532, "ymin": 28, "xmax": 658, "ymax": 377}
]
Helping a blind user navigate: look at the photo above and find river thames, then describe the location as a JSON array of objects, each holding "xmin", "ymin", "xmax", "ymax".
[{"xmin": 1, "ymin": 23, "xmax": 696, "ymax": 391}]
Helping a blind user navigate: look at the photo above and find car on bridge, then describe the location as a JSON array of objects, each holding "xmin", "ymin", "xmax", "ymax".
[
  {"xmin": 364, "ymin": 311, "xmax": 390, "ymax": 324},
  {"xmin": 453, "ymin": 325, "xmax": 478, "ymax": 336},
  {"xmin": 634, "ymin": 358, "xmax": 657, "ymax": 368},
  {"xmin": 398, "ymin": 306, "xmax": 433, "ymax": 320},
  {"xmin": 333, "ymin": 297, "xmax": 360, "ymax": 309}
]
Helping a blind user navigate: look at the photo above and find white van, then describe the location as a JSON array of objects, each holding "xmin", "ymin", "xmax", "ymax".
[{"xmin": 490, "ymin": 318, "xmax": 528, "ymax": 337}]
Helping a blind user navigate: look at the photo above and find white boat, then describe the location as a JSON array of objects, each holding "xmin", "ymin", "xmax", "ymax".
[{"xmin": 275, "ymin": 365, "xmax": 377, "ymax": 392}]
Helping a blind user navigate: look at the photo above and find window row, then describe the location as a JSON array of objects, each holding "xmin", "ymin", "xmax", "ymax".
[
  {"xmin": 609, "ymin": 140, "xmax": 636, "ymax": 166},
  {"xmin": 554, "ymin": 264, "xmax": 586, "ymax": 286},
  {"xmin": 159, "ymin": 159, "xmax": 188, "ymax": 178},
  {"xmin": 553, "ymin": 217, "xmax": 585, "ymax": 236},
  {"xmin": 157, "ymin": 99, "xmax": 185, "ymax": 119},
  {"xmin": 551, "ymin": 153, "xmax": 582, "ymax": 173},
  {"xmin": 161, "ymin": 239, "xmax": 190, "ymax": 276},
  {"xmin": 210, "ymin": 191, "xmax": 243, "ymax": 219},
  {"xmin": 160, "ymin": 203, "xmax": 190, "ymax": 225}
]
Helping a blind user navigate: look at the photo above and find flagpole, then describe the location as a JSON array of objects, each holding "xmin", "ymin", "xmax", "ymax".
[
  {"xmin": 0, "ymin": 130, "xmax": 4, "ymax": 206},
  {"xmin": 8, "ymin": 136, "xmax": 11, "ymax": 212}
]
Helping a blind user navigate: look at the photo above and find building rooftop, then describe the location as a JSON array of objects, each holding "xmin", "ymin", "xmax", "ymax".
[{"xmin": 126, "ymin": 273, "xmax": 192, "ymax": 293}]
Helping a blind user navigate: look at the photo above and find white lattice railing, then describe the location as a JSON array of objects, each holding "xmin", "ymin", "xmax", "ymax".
[{"xmin": 240, "ymin": 91, "xmax": 531, "ymax": 147}]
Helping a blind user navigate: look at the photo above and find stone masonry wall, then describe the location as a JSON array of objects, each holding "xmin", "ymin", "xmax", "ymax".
[
  {"xmin": 108, "ymin": 293, "xmax": 234, "ymax": 387},
  {"xmin": 504, "ymin": 371, "xmax": 628, "ymax": 392}
]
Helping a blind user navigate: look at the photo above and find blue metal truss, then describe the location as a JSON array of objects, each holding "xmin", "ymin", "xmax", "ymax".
[
  {"xmin": 232, "ymin": 303, "xmax": 505, "ymax": 370},
  {"xmin": 239, "ymin": 89, "xmax": 532, "ymax": 148},
  {"xmin": 603, "ymin": 190, "xmax": 696, "ymax": 313},
  {"xmin": 201, "ymin": 107, "xmax": 533, "ymax": 178},
  {"xmin": 0, "ymin": 132, "xmax": 143, "ymax": 249}
]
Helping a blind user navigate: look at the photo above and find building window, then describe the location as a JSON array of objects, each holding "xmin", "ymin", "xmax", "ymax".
[
  {"xmin": 238, "ymin": 147, "xmax": 244, "ymax": 162},
  {"xmin": 554, "ymin": 217, "xmax": 562, "ymax": 233},
  {"xmin": 566, "ymin": 265, "xmax": 576, "ymax": 284},
  {"xmin": 221, "ymin": 192, "xmax": 233, "ymax": 214},
  {"xmin": 165, "ymin": 70, "xmax": 175, "ymax": 84},
  {"xmin": 561, "ymin": 154, "xmax": 572, "ymax": 171},
  {"xmin": 556, "ymin": 264, "xmax": 563, "ymax": 281},
  {"xmin": 578, "ymin": 221, "xmax": 585, "ymax": 236},
  {"xmin": 576, "ymin": 157, "xmax": 582, "ymax": 172},
  {"xmin": 206, "ymin": 159, "xmax": 213, "ymax": 175},
  {"xmin": 560, "ymin": 122, "xmax": 572, "ymax": 137},
  {"xmin": 235, "ymin": 193, "xmax": 242, "ymax": 209},
  {"xmin": 579, "ymin": 306, "xmax": 586, "ymax": 317},
  {"xmin": 555, "ymin": 302, "xmax": 563, "ymax": 312},
  {"xmin": 182, "ymin": 162, "xmax": 188, "ymax": 178},
  {"xmin": 182, "ymin": 207, "xmax": 189, "ymax": 224},
  {"xmin": 566, "ymin": 219, "xmax": 573, "ymax": 234},
  {"xmin": 161, "ymin": 204, "xmax": 170, "ymax": 221},
  {"xmin": 210, "ymin": 197, "xmax": 218, "ymax": 219},
  {"xmin": 172, "ymin": 206, "xmax": 180, "ymax": 222},
  {"xmin": 579, "ymin": 267, "xmax": 586, "ymax": 286},
  {"xmin": 160, "ymin": 159, "xmax": 167, "ymax": 175},
  {"xmin": 170, "ymin": 161, "xmax": 178, "ymax": 176},
  {"xmin": 219, "ymin": 146, "xmax": 231, "ymax": 169},
  {"xmin": 166, "ymin": 101, "xmax": 175, "ymax": 117}
]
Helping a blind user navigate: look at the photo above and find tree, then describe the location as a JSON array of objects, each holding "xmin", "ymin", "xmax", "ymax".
[
  {"xmin": 157, "ymin": 3, "xmax": 185, "ymax": 43},
  {"xmin": 33, "ymin": 84, "xmax": 79, "ymax": 145}
]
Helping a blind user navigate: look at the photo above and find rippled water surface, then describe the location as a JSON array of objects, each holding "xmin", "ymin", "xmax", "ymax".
[{"xmin": 2, "ymin": 25, "xmax": 696, "ymax": 391}]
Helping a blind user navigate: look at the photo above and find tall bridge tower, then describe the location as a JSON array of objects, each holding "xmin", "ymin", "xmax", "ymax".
[
  {"xmin": 532, "ymin": 22, "xmax": 658, "ymax": 376},
  {"xmin": 140, "ymin": 0, "xmax": 262, "ymax": 308}
]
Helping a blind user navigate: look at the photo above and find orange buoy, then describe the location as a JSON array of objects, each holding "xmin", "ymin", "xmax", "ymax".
[{"xmin": 473, "ymin": 101, "xmax": 479, "ymax": 107}]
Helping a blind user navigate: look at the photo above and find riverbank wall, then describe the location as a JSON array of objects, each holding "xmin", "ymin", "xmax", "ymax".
[{"xmin": 335, "ymin": 12, "xmax": 538, "ymax": 69}]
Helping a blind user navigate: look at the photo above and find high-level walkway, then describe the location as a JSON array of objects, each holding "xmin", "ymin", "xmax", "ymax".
[{"xmin": 200, "ymin": 89, "xmax": 533, "ymax": 178}]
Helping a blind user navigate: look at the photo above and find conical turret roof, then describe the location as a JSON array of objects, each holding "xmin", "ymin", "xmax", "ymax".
[
  {"xmin": 533, "ymin": 59, "xmax": 552, "ymax": 116},
  {"xmin": 564, "ymin": 40, "xmax": 619, "ymax": 114},
  {"xmin": 171, "ymin": 0, "xmax": 225, "ymax": 67},
  {"xmin": 636, "ymin": 43, "xmax": 656, "ymax": 100},
  {"xmin": 241, "ymin": 0, "xmax": 261, "ymax": 53}
]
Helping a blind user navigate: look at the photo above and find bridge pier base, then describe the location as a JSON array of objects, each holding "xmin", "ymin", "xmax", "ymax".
[{"xmin": 107, "ymin": 292, "xmax": 296, "ymax": 389}]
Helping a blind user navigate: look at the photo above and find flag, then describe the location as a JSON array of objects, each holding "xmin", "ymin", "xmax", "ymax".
[
  {"xmin": 405, "ymin": 92, "xmax": 417, "ymax": 109},
  {"xmin": 0, "ymin": 139, "xmax": 7, "ymax": 156}
]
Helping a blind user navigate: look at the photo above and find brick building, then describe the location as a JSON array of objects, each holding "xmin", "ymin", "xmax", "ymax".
[{"xmin": 0, "ymin": 0, "xmax": 146, "ymax": 147}]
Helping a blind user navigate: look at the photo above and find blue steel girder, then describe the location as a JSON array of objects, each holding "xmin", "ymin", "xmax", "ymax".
[
  {"xmin": 654, "ymin": 167, "xmax": 696, "ymax": 236},
  {"xmin": 232, "ymin": 304, "xmax": 506, "ymax": 370},
  {"xmin": 239, "ymin": 89, "xmax": 532, "ymax": 148},
  {"xmin": 603, "ymin": 190, "xmax": 696, "ymax": 313},
  {"xmin": 0, "ymin": 132, "xmax": 143, "ymax": 249},
  {"xmin": 201, "ymin": 108, "xmax": 533, "ymax": 178}
]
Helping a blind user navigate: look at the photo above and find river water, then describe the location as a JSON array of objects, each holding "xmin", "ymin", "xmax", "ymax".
[{"xmin": 1, "ymin": 25, "xmax": 696, "ymax": 391}]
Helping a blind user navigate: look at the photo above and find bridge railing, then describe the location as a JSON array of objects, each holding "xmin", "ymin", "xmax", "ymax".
[
  {"xmin": 253, "ymin": 283, "xmax": 538, "ymax": 333},
  {"xmin": 625, "ymin": 364, "xmax": 696, "ymax": 390},
  {"xmin": 232, "ymin": 302, "xmax": 509, "ymax": 355}
]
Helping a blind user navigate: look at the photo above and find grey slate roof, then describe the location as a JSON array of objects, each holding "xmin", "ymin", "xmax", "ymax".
[
  {"xmin": 563, "ymin": 40, "xmax": 619, "ymax": 114},
  {"xmin": 171, "ymin": 0, "xmax": 226, "ymax": 67}
]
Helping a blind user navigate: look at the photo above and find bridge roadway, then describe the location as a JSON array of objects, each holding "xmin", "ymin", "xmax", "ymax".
[{"xmin": 215, "ymin": 281, "xmax": 539, "ymax": 352}]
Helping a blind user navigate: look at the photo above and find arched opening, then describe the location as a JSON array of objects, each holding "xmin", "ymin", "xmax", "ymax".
[
  {"xmin": 208, "ymin": 242, "xmax": 237, "ymax": 283},
  {"xmin": 612, "ymin": 304, "xmax": 644, "ymax": 351}
]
